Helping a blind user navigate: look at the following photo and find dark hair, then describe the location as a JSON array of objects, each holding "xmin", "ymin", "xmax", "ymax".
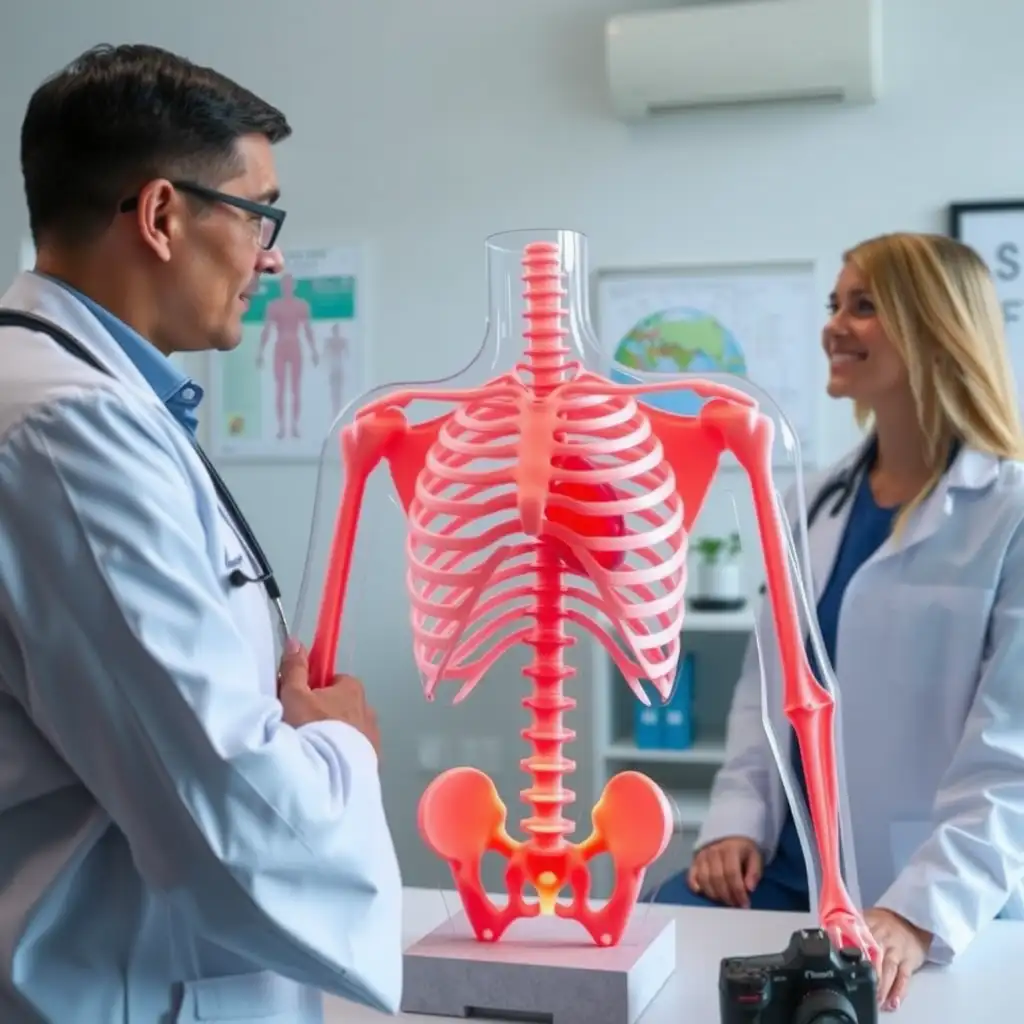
[{"xmin": 21, "ymin": 43, "xmax": 292, "ymax": 246}]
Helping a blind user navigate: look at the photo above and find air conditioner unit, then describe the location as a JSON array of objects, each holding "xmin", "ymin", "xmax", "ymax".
[{"xmin": 605, "ymin": 0, "xmax": 882, "ymax": 120}]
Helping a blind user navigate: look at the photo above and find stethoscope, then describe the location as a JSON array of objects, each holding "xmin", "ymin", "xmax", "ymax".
[
  {"xmin": 0, "ymin": 309, "xmax": 290, "ymax": 644},
  {"xmin": 805, "ymin": 436, "xmax": 878, "ymax": 529},
  {"xmin": 805, "ymin": 433, "xmax": 962, "ymax": 530}
]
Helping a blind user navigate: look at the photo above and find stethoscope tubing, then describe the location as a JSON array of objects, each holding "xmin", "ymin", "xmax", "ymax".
[{"xmin": 0, "ymin": 309, "xmax": 290, "ymax": 644}]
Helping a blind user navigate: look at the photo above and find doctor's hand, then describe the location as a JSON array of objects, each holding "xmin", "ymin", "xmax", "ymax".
[
  {"xmin": 864, "ymin": 907, "xmax": 930, "ymax": 1013},
  {"xmin": 278, "ymin": 641, "xmax": 380, "ymax": 755},
  {"xmin": 687, "ymin": 836, "xmax": 762, "ymax": 908}
]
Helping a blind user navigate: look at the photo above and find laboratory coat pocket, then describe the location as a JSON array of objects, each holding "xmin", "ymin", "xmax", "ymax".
[
  {"xmin": 876, "ymin": 582, "xmax": 990, "ymax": 730},
  {"xmin": 176, "ymin": 970, "xmax": 317, "ymax": 1023}
]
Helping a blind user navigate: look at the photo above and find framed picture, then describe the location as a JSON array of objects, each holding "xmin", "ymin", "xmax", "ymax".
[
  {"xmin": 207, "ymin": 243, "xmax": 369, "ymax": 462},
  {"xmin": 950, "ymin": 200, "xmax": 1024, "ymax": 302},
  {"xmin": 593, "ymin": 259, "xmax": 822, "ymax": 466},
  {"xmin": 950, "ymin": 200, "xmax": 1024, "ymax": 404}
]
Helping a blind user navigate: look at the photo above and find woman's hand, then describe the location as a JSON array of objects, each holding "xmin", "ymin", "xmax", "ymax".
[
  {"xmin": 687, "ymin": 836, "xmax": 763, "ymax": 907},
  {"xmin": 864, "ymin": 908, "xmax": 931, "ymax": 1012}
]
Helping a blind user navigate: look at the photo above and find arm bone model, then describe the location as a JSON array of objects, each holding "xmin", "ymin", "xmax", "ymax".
[{"xmin": 306, "ymin": 240, "xmax": 875, "ymax": 959}]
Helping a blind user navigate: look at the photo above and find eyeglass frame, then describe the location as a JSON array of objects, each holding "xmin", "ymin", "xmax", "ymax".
[{"xmin": 118, "ymin": 181, "xmax": 286, "ymax": 250}]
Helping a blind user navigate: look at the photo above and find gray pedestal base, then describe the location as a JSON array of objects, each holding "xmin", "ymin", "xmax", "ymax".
[{"xmin": 401, "ymin": 908, "xmax": 676, "ymax": 1024}]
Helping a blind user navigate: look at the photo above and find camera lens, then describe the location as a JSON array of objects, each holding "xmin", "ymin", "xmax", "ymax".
[{"xmin": 792, "ymin": 989, "xmax": 857, "ymax": 1024}]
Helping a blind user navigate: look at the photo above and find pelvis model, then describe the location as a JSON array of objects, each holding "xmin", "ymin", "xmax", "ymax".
[{"xmin": 305, "ymin": 236, "xmax": 875, "ymax": 961}]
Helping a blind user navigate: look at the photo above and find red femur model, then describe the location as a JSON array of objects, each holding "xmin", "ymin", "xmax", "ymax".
[{"xmin": 306, "ymin": 240, "xmax": 876, "ymax": 960}]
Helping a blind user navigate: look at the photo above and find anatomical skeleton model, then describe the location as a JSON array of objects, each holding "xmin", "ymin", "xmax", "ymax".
[{"xmin": 305, "ymin": 238, "xmax": 877, "ymax": 961}]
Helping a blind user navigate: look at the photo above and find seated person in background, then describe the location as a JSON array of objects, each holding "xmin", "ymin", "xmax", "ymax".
[{"xmin": 652, "ymin": 232, "xmax": 1024, "ymax": 1013}]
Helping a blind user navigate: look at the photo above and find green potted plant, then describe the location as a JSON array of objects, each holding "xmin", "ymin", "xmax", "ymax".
[{"xmin": 692, "ymin": 530, "xmax": 743, "ymax": 607}]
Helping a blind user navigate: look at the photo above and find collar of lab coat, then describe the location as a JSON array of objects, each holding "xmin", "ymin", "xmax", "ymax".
[
  {"xmin": 0, "ymin": 270, "xmax": 165, "ymax": 414},
  {"xmin": 805, "ymin": 433, "xmax": 1002, "ymax": 598},
  {"xmin": 827, "ymin": 432, "xmax": 1001, "ymax": 492}
]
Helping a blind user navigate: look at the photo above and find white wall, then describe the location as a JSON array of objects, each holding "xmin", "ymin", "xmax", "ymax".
[{"xmin": 2, "ymin": 0, "xmax": 1023, "ymax": 887}]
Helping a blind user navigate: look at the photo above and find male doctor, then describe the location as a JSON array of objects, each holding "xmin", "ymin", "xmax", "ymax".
[{"xmin": 0, "ymin": 44, "xmax": 402, "ymax": 1023}]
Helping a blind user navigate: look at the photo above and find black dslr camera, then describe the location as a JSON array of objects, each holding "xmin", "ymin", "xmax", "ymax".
[{"xmin": 719, "ymin": 928, "xmax": 876, "ymax": 1023}]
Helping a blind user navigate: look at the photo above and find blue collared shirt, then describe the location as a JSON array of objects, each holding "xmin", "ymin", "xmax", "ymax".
[{"xmin": 37, "ymin": 274, "xmax": 204, "ymax": 435}]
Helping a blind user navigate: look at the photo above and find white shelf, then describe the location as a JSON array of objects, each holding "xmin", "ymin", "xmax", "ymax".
[
  {"xmin": 666, "ymin": 790, "xmax": 711, "ymax": 830},
  {"xmin": 587, "ymin": 601, "xmax": 753, "ymax": 896},
  {"xmin": 683, "ymin": 606, "xmax": 755, "ymax": 633},
  {"xmin": 603, "ymin": 738, "xmax": 726, "ymax": 765},
  {"xmin": 593, "ymin": 605, "xmax": 754, "ymax": 639}
]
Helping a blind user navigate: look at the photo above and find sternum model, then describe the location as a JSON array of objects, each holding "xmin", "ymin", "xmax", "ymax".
[{"xmin": 306, "ymin": 236, "xmax": 877, "ymax": 961}]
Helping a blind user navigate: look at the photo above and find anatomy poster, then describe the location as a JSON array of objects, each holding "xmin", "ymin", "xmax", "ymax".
[{"xmin": 209, "ymin": 244, "xmax": 367, "ymax": 460}]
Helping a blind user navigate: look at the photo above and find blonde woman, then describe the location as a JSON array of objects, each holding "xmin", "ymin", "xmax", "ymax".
[{"xmin": 653, "ymin": 233, "xmax": 1024, "ymax": 1012}]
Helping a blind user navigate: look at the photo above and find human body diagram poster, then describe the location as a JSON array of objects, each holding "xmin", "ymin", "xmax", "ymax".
[
  {"xmin": 209, "ymin": 245, "xmax": 367, "ymax": 460},
  {"xmin": 594, "ymin": 261, "xmax": 821, "ymax": 466}
]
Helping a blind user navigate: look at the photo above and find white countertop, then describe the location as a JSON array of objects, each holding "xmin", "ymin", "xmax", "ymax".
[{"xmin": 324, "ymin": 887, "xmax": 1024, "ymax": 1021}]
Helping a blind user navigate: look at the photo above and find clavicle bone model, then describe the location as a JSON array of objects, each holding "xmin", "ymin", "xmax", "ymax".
[{"xmin": 305, "ymin": 235, "xmax": 876, "ymax": 959}]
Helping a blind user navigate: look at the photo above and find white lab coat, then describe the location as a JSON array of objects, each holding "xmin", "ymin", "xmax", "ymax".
[
  {"xmin": 697, "ymin": 438, "xmax": 1024, "ymax": 964},
  {"xmin": 0, "ymin": 272, "xmax": 403, "ymax": 1022}
]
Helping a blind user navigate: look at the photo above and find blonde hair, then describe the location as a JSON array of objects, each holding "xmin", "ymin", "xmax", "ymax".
[{"xmin": 842, "ymin": 231, "xmax": 1024, "ymax": 525}]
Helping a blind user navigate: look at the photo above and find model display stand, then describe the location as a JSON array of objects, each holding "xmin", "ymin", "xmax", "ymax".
[
  {"xmin": 298, "ymin": 227, "xmax": 879, "ymax": 1023},
  {"xmin": 402, "ymin": 908, "xmax": 675, "ymax": 1024}
]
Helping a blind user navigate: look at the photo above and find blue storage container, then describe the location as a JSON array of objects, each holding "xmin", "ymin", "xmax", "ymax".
[
  {"xmin": 661, "ymin": 652, "xmax": 695, "ymax": 750},
  {"xmin": 632, "ymin": 680, "xmax": 663, "ymax": 748}
]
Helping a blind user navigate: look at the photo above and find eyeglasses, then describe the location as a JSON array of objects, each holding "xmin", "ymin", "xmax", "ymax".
[{"xmin": 119, "ymin": 181, "xmax": 286, "ymax": 250}]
